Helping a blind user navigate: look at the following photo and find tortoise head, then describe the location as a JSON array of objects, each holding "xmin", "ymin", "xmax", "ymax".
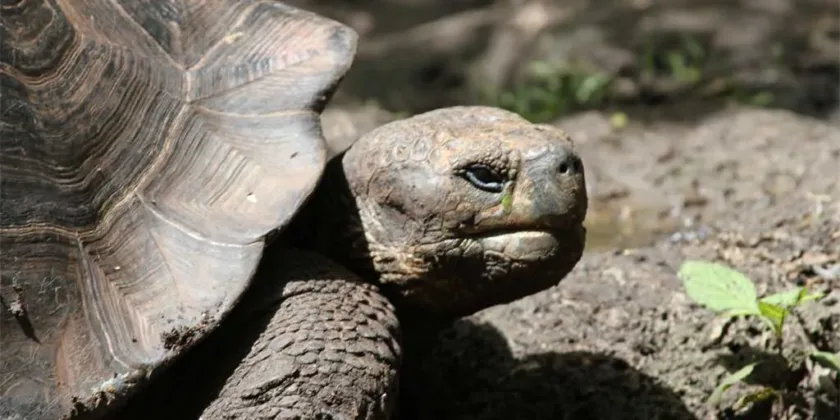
[{"xmin": 338, "ymin": 106, "xmax": 588, "ymax": 323}]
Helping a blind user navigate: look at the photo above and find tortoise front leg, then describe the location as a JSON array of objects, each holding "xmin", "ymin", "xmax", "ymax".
[{"xmin": 198, "ymin": 248, "xmax": 402, "ymax": 420}]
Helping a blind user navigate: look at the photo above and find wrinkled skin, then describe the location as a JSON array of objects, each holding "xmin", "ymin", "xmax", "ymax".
[
  {"xmin": 313, "ymin": 106, "xmax": 588, "ymax": 322},
  {"xmin": 121, "ymin": 106, "xmax": 587, "ymax": 420}
]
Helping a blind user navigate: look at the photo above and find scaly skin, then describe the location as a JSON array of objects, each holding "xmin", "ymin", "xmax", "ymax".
[
  {"xmin": 195, "ymin": 249, "xmax": 401, "ymax": 420},
  {"xmin": 117, "ymin": 106, "xmax": 587, "ymax": 420}
]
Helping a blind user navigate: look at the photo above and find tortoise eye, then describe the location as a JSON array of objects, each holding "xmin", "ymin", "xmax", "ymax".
[{"xmin": 460, "ymin": 164, "xmax": 506, "ymax": 193}]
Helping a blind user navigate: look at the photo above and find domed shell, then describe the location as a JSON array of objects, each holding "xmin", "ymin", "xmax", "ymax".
[{"xmin": 0, "ymin": 1, "xmax": 356, "ymax": 418}]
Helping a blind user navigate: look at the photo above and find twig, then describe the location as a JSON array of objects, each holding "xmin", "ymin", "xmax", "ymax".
[{"xmin": 358, "ymin": 8, "xmax": 502, "ymax": 58}]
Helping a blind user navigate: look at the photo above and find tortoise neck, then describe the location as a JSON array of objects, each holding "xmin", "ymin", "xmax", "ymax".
[{"xmin": 284, "ymin": 154, "xmax": 378, "ymax": 283}]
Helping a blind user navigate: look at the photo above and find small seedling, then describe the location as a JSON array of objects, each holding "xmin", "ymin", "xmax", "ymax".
[{"xmin": 678, "ymin": 260, "xmax": 834, "ymax": 414}]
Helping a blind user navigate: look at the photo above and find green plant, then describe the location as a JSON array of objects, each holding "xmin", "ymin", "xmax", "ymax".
[
  {"xmin": 639, "ymin": 35, "xmax": 778, "ymax": 108},
  {"xmin": 678, "ymin": 260, "xmax": 837, "ymax": 414},
  {"xmin": 640, "ymin": 35, "xmax": 706, "ymax": 86},
  {"xmin": 726, "ymin": 84, "xmax": 776, "ymax": 108},
  {"xmin": 481, "ymin": 61, "xmax": 614, "ymax": 123}
]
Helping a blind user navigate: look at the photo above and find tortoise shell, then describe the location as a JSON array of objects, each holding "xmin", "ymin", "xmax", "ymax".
[{"xmin": 0, "ymin": 1, "xmax": 356, "ymax": 418}]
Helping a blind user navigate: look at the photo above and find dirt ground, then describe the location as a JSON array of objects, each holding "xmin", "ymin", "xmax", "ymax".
[{"xmin": 285, "ymin": 1, "xmax": 840, "ymax": 419}]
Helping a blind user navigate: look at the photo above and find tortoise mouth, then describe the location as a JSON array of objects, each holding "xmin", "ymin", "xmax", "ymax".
[
  {"xmin": 471, "ymin": 224, "xmax": 585, "ymax": 262},
  {"xmin": 383, "ymin": 224, "xmax": 586, "ymax": 323}
]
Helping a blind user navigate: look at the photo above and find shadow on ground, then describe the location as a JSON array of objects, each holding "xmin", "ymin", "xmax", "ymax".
[{"xmin": 401, "ymin": 320, "xmax": 696, "ymax": 420}]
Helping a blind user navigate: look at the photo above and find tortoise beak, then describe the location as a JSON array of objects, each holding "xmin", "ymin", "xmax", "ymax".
[{"xmin": 474, "ymin": 142, "xmax": 588, "ymax": 232}]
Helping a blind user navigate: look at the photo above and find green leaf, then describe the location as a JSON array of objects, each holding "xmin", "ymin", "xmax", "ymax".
[
  {"xmin": 679, "ymin": 261, "xmax": 760, "ymax": 314},
  {"xmin": 681, "ymin": 35, "xmax": 706, "ymax": 60},
  {"xmin": 748, "ymin": 91, "xmax": 774, "ymax": 107},
  {"xmin": 757, "ymin": 300, "xmax": 787, "ymax": 336},
  {"xmin": 528, "ymin": 61, "xmax": 554, "ymax": 78},
  {"xmin": 799, "ymin": 290, "xmax": 826, "ymax": 304},
  {"xmin": 761, "ymin": 287, "xmax": 806, "ymax": 308},
  {"xmin": 721, "ymin": 308, "xmax": 764, "ymax": 319},
  {"xmin": 760, "ymin": 286, "xmax": 823, "ymax": 308},
  {"xmin": 708, "ymin": 362, "xmax": 758, "ymax": 406},
  {"xmin": 811, "ymin": 351, "xmax": 840, "ymax": 373},
  {"xmin": 642, "ymin": 40, "xmax": 656, "ymax": 76},
  {"xmin": 575, "ymin": 73, "xmax": 610, "ymax": 104}
]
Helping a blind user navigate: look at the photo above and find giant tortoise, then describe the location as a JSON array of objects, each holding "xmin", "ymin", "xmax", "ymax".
[{"xmin": 0, "ymin": 1, "xmax": 588, "ymax": 419}]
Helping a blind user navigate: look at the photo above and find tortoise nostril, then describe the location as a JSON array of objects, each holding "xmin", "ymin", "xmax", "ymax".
[
  {"xmin": 558, "ymin": 162, "xmax": 570, "ymax": 175},
  {"xmin": 557, "ymin": 155, "xmax": 580, "ymax": 176}
]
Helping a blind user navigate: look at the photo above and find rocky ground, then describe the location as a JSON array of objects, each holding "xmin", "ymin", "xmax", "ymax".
[{"xmin": 294, "ymin": 1, "xmax": 839, "ymax": 418}]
